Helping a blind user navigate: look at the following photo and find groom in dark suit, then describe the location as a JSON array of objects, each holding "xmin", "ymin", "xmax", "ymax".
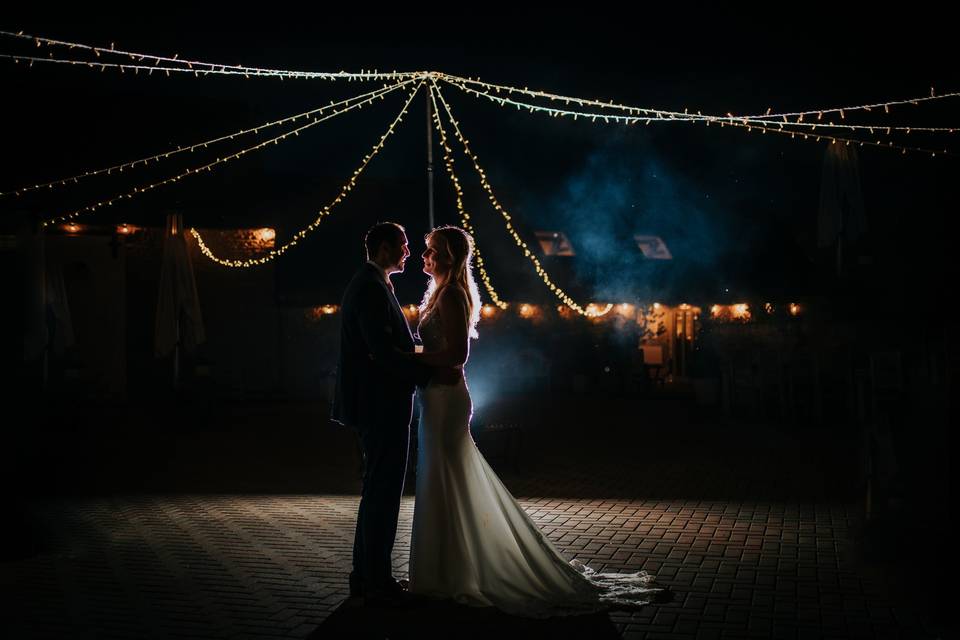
[{"xmin": 331, "ymin": 221, "xmax": 431, "ymax": 606}]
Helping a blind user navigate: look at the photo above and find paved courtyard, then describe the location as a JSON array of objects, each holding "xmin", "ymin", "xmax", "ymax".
[{"xmin": 4, "ymin": 394, "xmax": 944, "ymax": 639}]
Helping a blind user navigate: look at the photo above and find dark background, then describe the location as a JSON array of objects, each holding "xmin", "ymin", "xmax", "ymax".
[
  {"xmin": 1, "ymin": 11, "xmax": 954, "ymax": 636},
  {"xmin": 2, "ymin": 11, "xmax": 955, "ymax": 305}
]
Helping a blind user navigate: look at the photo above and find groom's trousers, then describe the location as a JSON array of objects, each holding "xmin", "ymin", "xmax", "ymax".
[{"xmin": 351, "ymin": 397, "xmax": 414, "ymax": 592}]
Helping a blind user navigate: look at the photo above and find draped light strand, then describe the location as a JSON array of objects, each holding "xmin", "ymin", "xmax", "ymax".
[
  {"xmin": 2, "ymin": 29, "xmax": 951, "ymax": 126},
  {"xmin": 431, "ymin": 80, "xmax": 612, "ymax": 318},
  {"xmin": 425, "ymin": 82, "xmax": 507, "ymax": 309},
  {"xmin": 0, "ymin": 30, "xmax": 419, "ymax": 81},
  {"xmin": 444, "ymin": 75, "xmax": 957, "ymax": 134},
  {"xmin": 1, "ymin": 52, "xmax": 422, "ymax": 81},
  {"xmin": 442, "ymin": 76, "xmax": 952, "ymax": 157},
  {"xmin": 436, "ymin": 72, "xmax": 707, "ymax": 121},
  {"xmin": 41, "ymin": 81, "xmax": 415, "ymax": 226},
  {"xmin": 440, "ymin": 72, "xmax": 960, "ymax": 123},
  {"xmin": 3, "ymin": 79, "xmax": 414, "ymax": 199},
  {"xmin": 190, "ymin": 82, "xmax": 423, "ymax": 268},
  {"xmin": 710, "ymin": 116, "xmax": 951, "ymax": 156}
]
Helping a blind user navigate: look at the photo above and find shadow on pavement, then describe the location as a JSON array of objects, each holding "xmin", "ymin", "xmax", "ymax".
[{"xmin": 313, "ymin": 590, "xmax": 676, "ymax": 639}]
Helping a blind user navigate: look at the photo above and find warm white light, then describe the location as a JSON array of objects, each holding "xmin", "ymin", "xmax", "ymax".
[
  {"xmin": 584, "ymin": 303, "xmax": 613, "ymax": 318},
  {"xmin": 438, "ymin": 73, "xmax": 947, "ymax": 158}
]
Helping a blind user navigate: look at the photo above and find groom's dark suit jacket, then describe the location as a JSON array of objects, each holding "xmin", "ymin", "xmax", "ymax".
[{"xmin": 331, "ymin": 262, "xmax": 428, "ymax": 429}]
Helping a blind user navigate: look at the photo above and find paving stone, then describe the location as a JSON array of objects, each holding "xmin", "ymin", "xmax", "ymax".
[{"xmin": 8, "ymin": 399, "xmax": 940, "ymax": 639}]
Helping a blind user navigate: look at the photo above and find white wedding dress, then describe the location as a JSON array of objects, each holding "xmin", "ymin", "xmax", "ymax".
[{"xmin": 408, "ymin": 306, "xmax": 662, "ymax": 618}]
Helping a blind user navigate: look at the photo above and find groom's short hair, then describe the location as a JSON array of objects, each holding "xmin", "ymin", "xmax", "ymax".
[{"xmin": 364, "ymin": 222, "xmax": 405, "ymax": 260}]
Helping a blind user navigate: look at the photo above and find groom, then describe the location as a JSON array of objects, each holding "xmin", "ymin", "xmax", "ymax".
[{"xmin": 331, "ymin": 221, "xmax": 431, "ymax": 606}]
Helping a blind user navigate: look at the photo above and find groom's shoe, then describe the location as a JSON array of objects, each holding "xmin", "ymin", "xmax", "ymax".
[
  {"xmin": 363, "ymin": 579, "xmax": 420, "ymax": 608},
  {"xmin": 348, "ymin": 573, "xmax": 364, "ymax": 598}
]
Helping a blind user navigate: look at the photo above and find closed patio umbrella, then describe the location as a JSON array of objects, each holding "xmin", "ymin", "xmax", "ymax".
[
  {"xmin": 818, "ymin": 142, "xmax": 867, "ymax": 276},
  {"xmin": 155, "ymin": 213, "xmax": 205, "ymax": 388}
]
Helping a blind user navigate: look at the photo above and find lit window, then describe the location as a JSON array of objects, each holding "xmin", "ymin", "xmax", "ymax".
[
  {"xmin": 535, "ymin": 231, "xmax": 576, "ymax": 256},
  {"xmin": 634, "ymin": 235, "xmax": 673, "ymax": 260}
]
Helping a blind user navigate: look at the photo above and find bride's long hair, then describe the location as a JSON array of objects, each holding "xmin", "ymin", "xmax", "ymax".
[{"xmin": 419, "ymin": 225, "xmax": 481, "ymax": 339}]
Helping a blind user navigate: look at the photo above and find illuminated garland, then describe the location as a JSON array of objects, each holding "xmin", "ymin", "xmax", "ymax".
[
  {"xmin": 5, "ymin": 29, "xmax": 950, "ymax": 127},
  {"xmin": 736, "ymin": 115, "xmax": 956, "ymax": 134},
  {"xmin": 5, "ymin": 29, "xmax": 951, "ymax": 157},
  {"xmin": 3, "ymin": 79, "xmax": 414, "ymax": 198},
  {"xmin": 441, "ymin": 76, "xmax": 953, "ymax": 156},
  {"xmin": 679, "ymin": 107, "xmax": 953, "ymax": 156},
  {"xmin": 442, "ymin": 75, "xmax": 713, "ymax": 123},
  {"xmin": 440, "ymin": 72, "xmax": 960, "ymax": 123},
  {"xmin": 707, "ymin": 117, "xmax": 951, "ymax": 156},
  {"xmin": 41, "ymin": 80, "xmax": 414, "ymax": 226},
  {"xmin": 441, "ymin": 75, "xmax": 955, "ymax": 156},
  {"xmin": 0, "ymin": 52, "xmax": 421, "ymax": 81},
  {"xmin": 585, "ymin": 303, "xmax": 614, "ymax": 318},
  {"xmin": 189, "ymin": 81, "xmax": 423, "ymax": 267},
  {"xmin": 425, "ymin": 83, "xmax": 507, "ymax": 309},
  {"xmin": 0, "ymin": 30, "xmax": 419, "ymax": 81},
  {"xmin": 3, "ymin": 30, "xmax": 950, "ymax": 285},
  {"xmin": 442, "ymin": 76, "xmax": 957, "ymax": 134},
  {"xmin": 2, "ymin": 30, "xmax": 951, "ymax": 132},
  {"xmin": 431, "ymin": 80, "xmax": 612, "ymax": 318}
]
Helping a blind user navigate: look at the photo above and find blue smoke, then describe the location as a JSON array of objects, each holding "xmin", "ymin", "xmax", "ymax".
[{"xmin": 523, "ymin": 136, "xmax": 736, "ymax": 302}]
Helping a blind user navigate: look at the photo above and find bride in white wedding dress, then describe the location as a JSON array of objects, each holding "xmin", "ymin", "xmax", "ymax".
[{"xmin": 405, "ymin": 226, "xmax": 662, "ymax": 618}]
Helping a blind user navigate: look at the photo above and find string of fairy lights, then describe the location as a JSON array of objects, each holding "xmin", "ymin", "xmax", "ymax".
[
  {"xmin": 0, "ymin": 30, "xmax": 418, "ymax": 81},
  {"xmin": 438, "ymin": 75, "xmax": 954, "ymax": 157},
  {"xmin": 440, "ymin": 73, "xmax": 954, "ymax": 134},
  {"xmin": 440, "ymin": 72, "xmax": 959, "ymax": 125},
  {"xmin": 40, "ymin": 79, "xmax": 416, "ymax": 227},
  {"xmin": 3, "ymin": 30, "xmax": 953, "ymax": 129},
  {"xmin": 190, "ymin": 81, "xmax": 423, "ymax": 267},
  {"xmin": 425, "ymin": 81, "xmax": 507, "ymax": 310},
  {"xmin": 4, "ymin": 31, "xmax": 955, "ymax": 157},
  {"xmin": 697, "ymin": 117, "xmax": 951, "ymax": 156},
  {"xmin": 430, "ymin": 79, "xmax": 613, "ymax": 317},
  {"xmin": 0, "ymin": 52, "xmax": 421, "ymax": 82},
  {"xmin": 4, "ymin": 31, "xmax": 956, "ymax": 313},
  {"xmin": 2, "ymin": 79, "xmax": 414, "ymax": 198}
]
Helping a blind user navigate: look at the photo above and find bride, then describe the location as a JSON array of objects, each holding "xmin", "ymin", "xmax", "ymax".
[{"xmin": 404, "ymin": 225, "xmax": 662, "ymax": 618}]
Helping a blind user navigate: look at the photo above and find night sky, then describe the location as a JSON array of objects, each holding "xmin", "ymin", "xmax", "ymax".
[{"xmin": 4, "ymin": 12, "xmax": 955, "ymax": 304}]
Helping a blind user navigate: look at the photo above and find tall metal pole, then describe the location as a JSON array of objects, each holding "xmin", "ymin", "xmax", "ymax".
[{"xmin": 426, "ymin": 83, "xmax": 435, "ymax": 231}]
